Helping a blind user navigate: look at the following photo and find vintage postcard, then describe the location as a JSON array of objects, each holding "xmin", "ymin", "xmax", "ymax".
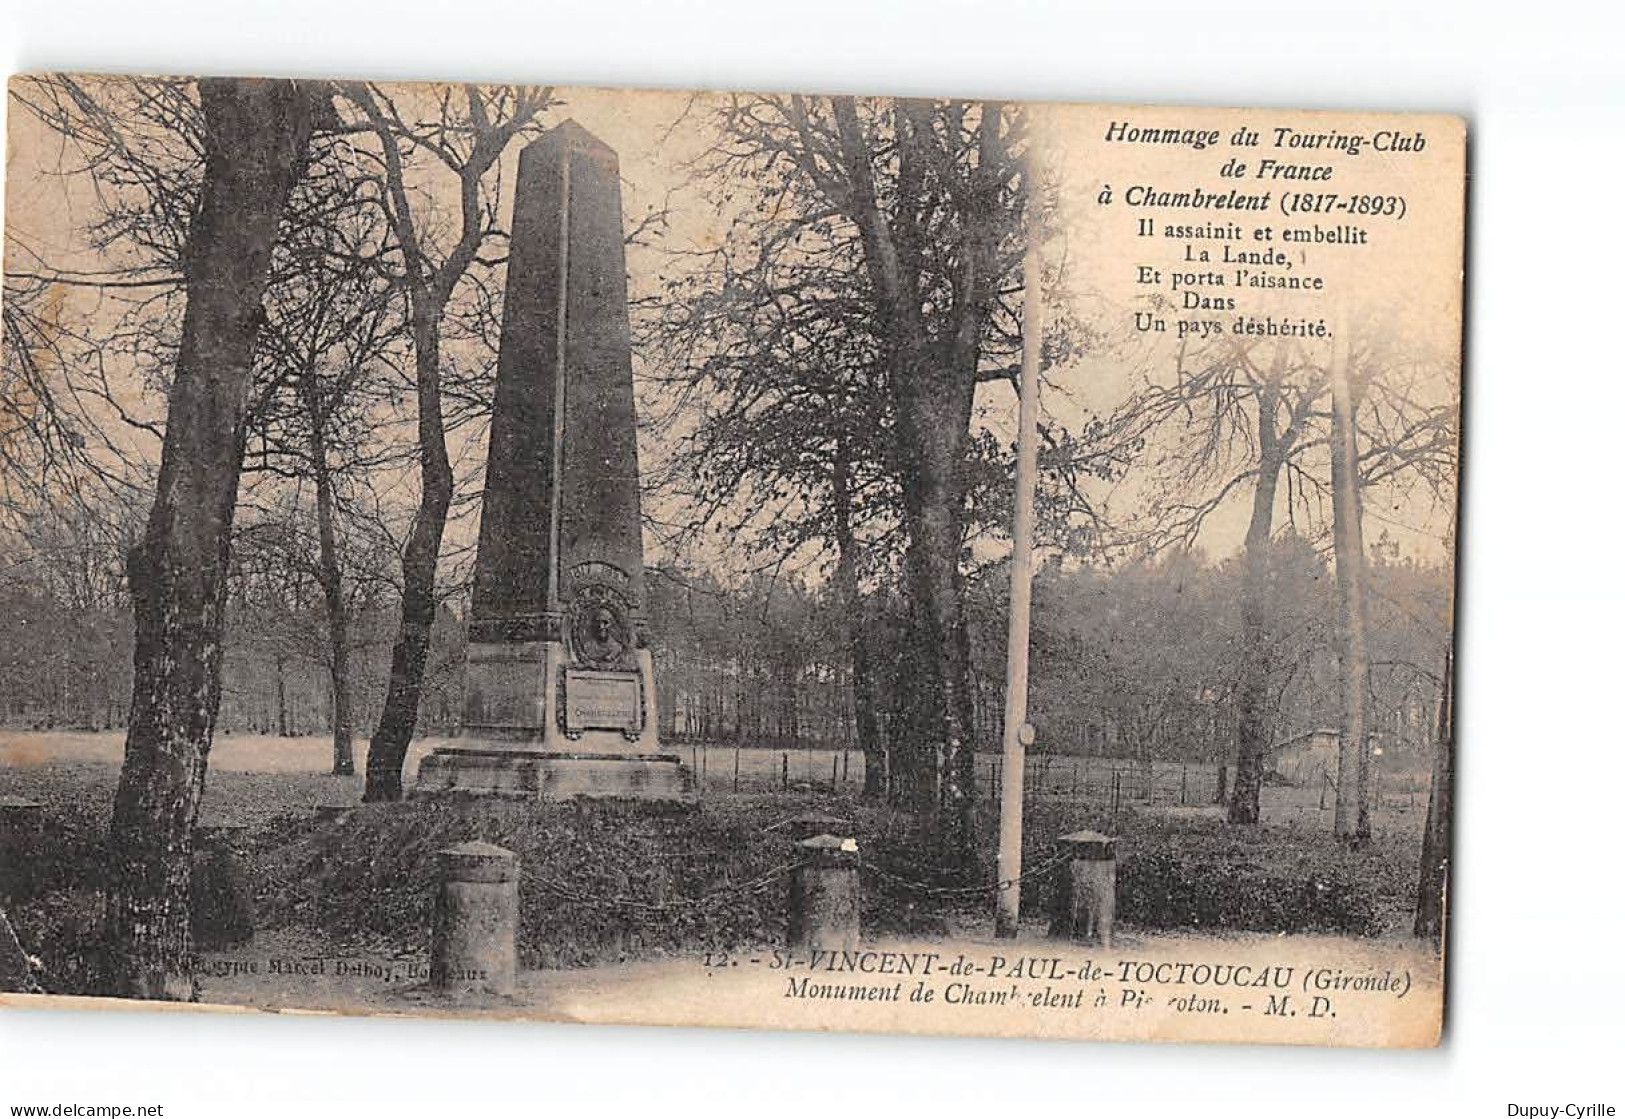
[{"xmin": 0, "ymin": 74, "xmax": 1462, "ymax": 1048}]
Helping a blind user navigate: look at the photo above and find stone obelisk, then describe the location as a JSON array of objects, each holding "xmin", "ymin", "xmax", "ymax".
[{"xmin": 415, "ymin": 121, "xmax": 690, "ymax": 800}]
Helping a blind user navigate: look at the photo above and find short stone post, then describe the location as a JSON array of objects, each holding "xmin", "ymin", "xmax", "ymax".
[
  {"xmin": 431, "ymin": 841, "xmax": 518, "ymax": 997},
  {"xmin": 788, "ymin": 835, "xmax": 860, "ymax": 952},
  {"xmin": 191, "ymin": 822, "xmax": 254, "ymax": 950},
  {"xmin": 1048, "ymin": 830, "xmax": 1116, "ymax": 948},
  {"xmin": 0, "ymin": 797, "xmax": 45, "ymax": 839}
]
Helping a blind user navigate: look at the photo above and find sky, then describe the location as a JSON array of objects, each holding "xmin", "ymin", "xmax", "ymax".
[{"xmin": 3, "ymin": 78, "xmax": 1463, "ymax": 585}]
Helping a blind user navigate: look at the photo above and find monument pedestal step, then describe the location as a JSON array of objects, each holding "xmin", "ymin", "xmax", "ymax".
[{"xmin": 414, "ymin": 747, "xmax": 694, "ymax": 802}]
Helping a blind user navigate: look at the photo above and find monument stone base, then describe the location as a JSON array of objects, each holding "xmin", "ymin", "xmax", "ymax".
[
  {"xmin": 412, "ymin": 640, "xmax": 694, "ymax": 802},
  {"xmin": 415, "ymin": 749, "xmax": 693, "ymax": 800}
]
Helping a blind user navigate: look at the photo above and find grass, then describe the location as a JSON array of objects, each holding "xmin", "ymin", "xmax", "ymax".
[{"xmin": 0, "ymin": 731, "xmax": 1432, "ymax": 996}]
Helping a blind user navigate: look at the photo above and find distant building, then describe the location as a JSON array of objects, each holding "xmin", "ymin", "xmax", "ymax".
[
  {"xmin": 1267, "ymin": 728, "xmax": 1340, "ymax": 787},
  {"xmin": 1268, "ymin": 727, "xmax": 1384, "ymax": 787}
]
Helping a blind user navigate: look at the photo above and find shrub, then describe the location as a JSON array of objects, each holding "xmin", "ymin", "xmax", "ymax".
[
  {"xmin": 252, "ymin": 797, "xmax": 808, "ymax": 968},
  {"xmin": 7, "ymin": 887, "xmax": 106, "ymax": 995},
  {"xmin": 1116, "ymin": 851, "xmax": 1381, "ymax": 934}
]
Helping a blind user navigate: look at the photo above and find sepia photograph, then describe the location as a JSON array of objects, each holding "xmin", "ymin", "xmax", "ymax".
[
  {"xmin": 3, "ymin": 0, "xmax": 1624, "ymax": 1111},
  {"xmin": 0, "ymin": 76, "xmax": 1465, "ymax": 1052}
]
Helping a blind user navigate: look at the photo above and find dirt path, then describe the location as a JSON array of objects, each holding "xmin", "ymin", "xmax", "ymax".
[{"xmin": 194, "ymin": 923, "xmax": 1441, "ymax": 1048}]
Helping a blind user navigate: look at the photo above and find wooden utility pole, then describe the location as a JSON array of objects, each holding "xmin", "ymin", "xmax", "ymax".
[
  {"xmin": 1329, "ymin": 316, "xmax": 1372, "ymax": 843},
  {"xmin": 995, "ymin": 243, "xmax": 1043, "ymax": 938}
]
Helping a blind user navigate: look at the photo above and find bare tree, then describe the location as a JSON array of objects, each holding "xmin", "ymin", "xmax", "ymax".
[
  {"xmin": 1102, "ymin": 333, "xmax": 1325, "ymax": 824},
  {"xmin": 103, "ymin": 78, "xmax": 322, "ymax": 999},
  {"xmin": 658, "ymin": 95, "xmax": 1028, "ymax": 869},
  {"xmin": 254, "ymin": 189, "xmax": 407, "ymax": 774},
  {"xmin": 643, "ymin": 234, "xmax": 899, "ymax": 794},
  {"xmin": 338, "ymin": 83, "xmax": 554, "ymax": 801},
  {"xmin": 5, "ymin": 77, "xmax": 201, "ymax": 502},
  {"xmin": 829, "ymin": 98, "xmax": 1015, "ymax": 867},
  {"xmin": 1099, "ymin": 298, "xmax": 1456, "ymax": 826},
  {"xmin": 1328, "ymin": 323, "xmax": 1372, "ymax": 843},
  {"xmin": 7, "ymin": 80, "xmax": 410, "ymax": 778}
]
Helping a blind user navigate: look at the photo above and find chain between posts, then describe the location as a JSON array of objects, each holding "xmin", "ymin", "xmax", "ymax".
[
  {"xmin": 520, "ymin": 860, "xmax": 800, "ymax": 913},
  {"xmin": 859, "ymin": 850, "xmax": 1073, "ymax": 899},
  {"xmin": 516, "ymin": 849, "xmax": 1075, "ymax": 912}
]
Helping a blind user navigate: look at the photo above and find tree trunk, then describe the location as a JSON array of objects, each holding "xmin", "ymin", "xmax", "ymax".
[
  {"xmin": 274, "ymin": 654, "xmax": 290, "ymax": 737},
  {"xmin": 346, "ymin": 77, "xmax": 533, "ymax": 799},
  {"xmin": 828, "ymin": 96, "xmax": 1002, "ymax": 873},
  {"xmin": 893, "ymin": 389, "xmax": 980, "ymax": 870},
  {"xmin": 363, "ymin": 312, "xmax": 452, "ymax": 801},
  {"xmin": 103, "ymin": 78, "xmax": 317, "ymax": 1000},
  {"xmin": 1229, "ymin": 442, "xmax": 1283, "ymax": 826},
  {"xmin": 733, "ymin": 636, "xmax": 749, "ymax": 746},
  {"xmin": 1329, "ymin": 326, "xmax": 1372, "ymax": 844},
  {"xmin": 300, "ymin": 368, "xmax": 354, "ymax": 776},
  {"xmin": 1414, "ymin": 649, "xmax": 1453, "ymax": 940},
  {"xmin": 778, "ymin": 658, "xmax": 800, "ymax": 746},
  {"xmin": 831, "ymin": 440, "xmax": 885, "ymax": 798}
]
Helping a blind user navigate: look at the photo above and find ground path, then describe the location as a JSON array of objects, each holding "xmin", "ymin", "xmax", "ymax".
[{"xmin": 190, "ymin": 923, "xmax": 1440, "ymax": 1047}]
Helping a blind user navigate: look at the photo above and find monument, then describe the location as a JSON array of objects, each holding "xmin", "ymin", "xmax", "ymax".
[{"xmin": 415, "ymin": 121, "xmax": 691, "ymax": 800}]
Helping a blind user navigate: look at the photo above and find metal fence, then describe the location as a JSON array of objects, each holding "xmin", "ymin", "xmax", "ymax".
[{"xmin": 677, "ymin": 742, "xmax": 1225, "ymax": 808}]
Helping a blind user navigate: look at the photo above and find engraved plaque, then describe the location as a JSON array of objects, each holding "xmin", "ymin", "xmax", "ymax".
[{"xmin": 561, "ymin": 668, "xmax": 644, "ymax": 736}]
